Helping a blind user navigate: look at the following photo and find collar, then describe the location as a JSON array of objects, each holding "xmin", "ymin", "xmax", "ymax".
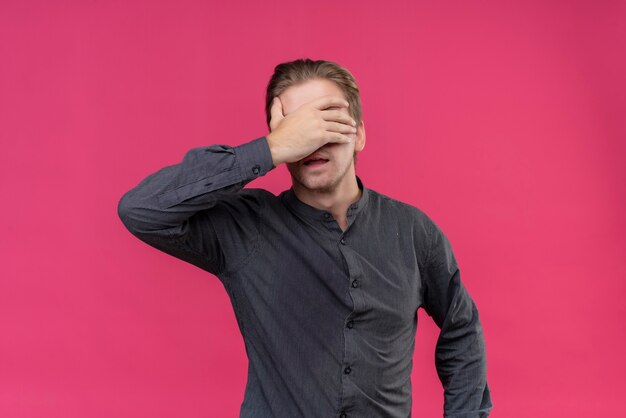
[{"xmin": 281, "ymin": 175, "xmax": 370, "ymax": 222}]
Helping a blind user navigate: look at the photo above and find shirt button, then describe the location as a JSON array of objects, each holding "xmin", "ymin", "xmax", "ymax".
[
  {"xmin": 344, "ymin": 366, "xmax": 351, "ymax": 374},
  {"xmin": 351, "ymin": 280, "xmax": 359, "ymax": 288},
  {"xmin": 340, "ymin": 413, "xmax": 347, "ymax": 418},
  {"xmin": 340, "ymin": 237, "xmax": 346, "ymax": 245},
  {"xmin": 346, "ymin": 320, "xmax": 354, "ymax": 329},
  {"xmin": 323, "ymin": 212, "xmax": 331, "ymax": 219},
  {"xmin": 252, "ymin": 165, "xmax": 260, "ymax": 175}
]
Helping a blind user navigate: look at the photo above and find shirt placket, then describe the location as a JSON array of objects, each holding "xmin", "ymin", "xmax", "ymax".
[{"xmin": 322, "ymin": 206, "xmax": 364, "ymax": 418}]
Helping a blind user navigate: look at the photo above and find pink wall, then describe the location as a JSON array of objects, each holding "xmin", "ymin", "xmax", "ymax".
[{"xmin": 1, "ymin": 1, "xmax": 625, "ymax": 416}]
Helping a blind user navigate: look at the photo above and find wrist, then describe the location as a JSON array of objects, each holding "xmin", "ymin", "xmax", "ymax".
[{"xmin": 266, "ymin": 133, "xmax": 284, "ymax": 166}]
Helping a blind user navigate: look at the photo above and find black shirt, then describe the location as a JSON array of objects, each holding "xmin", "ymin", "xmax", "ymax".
[{"xmin": 118, "ymin": 136, "xmax": 492, "ymax": 417}]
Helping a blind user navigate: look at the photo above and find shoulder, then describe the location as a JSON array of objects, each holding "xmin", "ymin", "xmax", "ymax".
[
  {"xmin": 366, "ymin": 188, "xmax": 435, "ymax": 231},
  {"xmin": 202, "ymin": 187, "xmax": 277, "ymax": 220},
  {"xmin": 239, "ymin": 187, "xmax": 275, "ymax": 200},
  {"xmin": 365, "ymin": 188, "xmax": 442, "ymax": 268},
  {"xmin": 217, "ymin": 186, "xmax": 276, "ymax": 203}
]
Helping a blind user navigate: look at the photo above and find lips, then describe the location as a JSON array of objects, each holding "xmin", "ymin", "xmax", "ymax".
[
  {"xmin": 303, "ymin": 153, "xmax": 329, "ymax": 166},
  {"xmin": 304, "ymin": 158, "xmax": 329, "ymax": 166}
]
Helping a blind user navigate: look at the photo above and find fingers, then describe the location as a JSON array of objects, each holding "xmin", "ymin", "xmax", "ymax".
[
  {"xmin": 320, "ymin": 109, "xmax": 356, "ymax": 127},
  {"xmin": 310, "ymin": 95, "xmax": 350, "ymax": 110},
  {"xmin": 324, "ymin": 121, "xmax": 357, "ymax": 135},
  {"xmin": 325, "ymin": 132, "xmax": 353, "ymax": 144}
]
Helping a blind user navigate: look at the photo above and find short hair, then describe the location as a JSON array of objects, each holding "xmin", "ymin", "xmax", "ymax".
[{"xmin": 265, "ymin": 58, "xmax": 362, "ymax": 130}]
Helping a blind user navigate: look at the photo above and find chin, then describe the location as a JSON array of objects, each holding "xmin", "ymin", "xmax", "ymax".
[
  {"xmin": 288, "ymin": 169, "xmax": 337, "ymax": 193},
  {"xmin": 296, "ymin": 175, "xmax": 335, "ymax": 192}
]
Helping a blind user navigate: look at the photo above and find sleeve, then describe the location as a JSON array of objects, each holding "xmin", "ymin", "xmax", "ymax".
[
  {"xmin": 117, "ymin": 136, "xmax": 275, "ymax": 277},
  {"xmin": 421, "ymin": 219, "xmax": 493, "ymax": 417}
]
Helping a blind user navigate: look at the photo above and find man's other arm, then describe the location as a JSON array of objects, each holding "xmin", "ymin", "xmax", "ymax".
[{"xmin": 421, "ymin": 219, "xmax": 493, "ymax": 417}]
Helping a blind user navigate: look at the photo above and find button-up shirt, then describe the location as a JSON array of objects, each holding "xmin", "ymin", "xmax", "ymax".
[{"xmin": 118, "ymin": 136, "xmax": 492, "ymax": 417}]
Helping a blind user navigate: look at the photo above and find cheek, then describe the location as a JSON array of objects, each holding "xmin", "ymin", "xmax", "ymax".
[
  {"xmin": 338, "ymin": 147, "xmax": 356, "ymax": 164},
  {"xmin": 320, "ymin": 142, "xmax": 355, "ymax": 163}
]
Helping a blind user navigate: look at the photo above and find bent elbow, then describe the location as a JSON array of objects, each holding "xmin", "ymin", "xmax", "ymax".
[
  {"xmin": 117, "ymin": 190, "xmax": 151, "ymax": 236},
  {"xmin": 117, "ymin": 191, "xmax": 136, "ymax": 232}
]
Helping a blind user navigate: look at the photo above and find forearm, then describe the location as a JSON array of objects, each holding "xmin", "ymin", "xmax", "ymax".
[
  {"xmin": 435, "ymin": 276, "xmax": 491, "ymax": 417},
  {"xmin": 422, "ymin": 219, "xmax": 492, "ymax": 417},
  {"xmin": 117, "ymin": 136, "xmax": 274, "ymax": 239}
]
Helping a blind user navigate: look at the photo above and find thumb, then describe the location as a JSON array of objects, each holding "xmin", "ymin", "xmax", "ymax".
[{"xmin": 269, "ymin": 96, "xmax": 284, "ymax": 131}]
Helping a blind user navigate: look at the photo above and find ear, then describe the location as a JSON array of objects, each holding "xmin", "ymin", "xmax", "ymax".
[
  {"xmin": 354, "ymin": 120, "xmax": 366, "ymax": 153},
  {"xmin": 269, "ymin": 96, "xmax": 285, "ymax": 132}
]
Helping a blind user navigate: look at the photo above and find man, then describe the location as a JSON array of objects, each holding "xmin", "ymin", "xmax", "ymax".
[{"xmin": 118, "ymin": 58, "xmax": 492, "ymax": 417}]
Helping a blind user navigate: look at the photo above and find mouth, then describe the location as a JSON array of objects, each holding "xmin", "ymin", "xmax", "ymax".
[{"xmin": 303, "ymin": 158, "xmax": 329, "ymax": 168}]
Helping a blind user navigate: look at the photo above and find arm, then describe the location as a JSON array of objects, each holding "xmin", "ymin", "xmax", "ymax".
[
  {"xmin": 422, "ymin": 219, "xmax": 493, "ymax": 417},
  {"xmin": 117, "ymin": 136, "xmax": 274, "ymax": 276},
  {"xmin": 118, "ymin": 95, "xmax": 357, "ymax": 276}
]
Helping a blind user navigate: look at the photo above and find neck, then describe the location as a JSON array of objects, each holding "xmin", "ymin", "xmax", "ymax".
[{"xmin": 292, "ymin": 173, "xmax": 362, "ymax": 224}]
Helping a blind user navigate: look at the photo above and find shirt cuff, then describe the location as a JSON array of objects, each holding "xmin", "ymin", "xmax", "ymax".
[{"xmin": 233, "ymin": 136, "xmax": 275, "ymax": 181}]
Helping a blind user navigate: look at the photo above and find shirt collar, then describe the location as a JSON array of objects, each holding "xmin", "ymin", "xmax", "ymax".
[{"xmin": 281, "ymin": 175, "xmax": 370, "ymax": 222}]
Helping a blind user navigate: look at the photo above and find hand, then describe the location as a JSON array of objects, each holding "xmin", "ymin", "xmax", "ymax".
[{"xmin": 266, "ymin": 95, "xmax": 357, "ymax": 166}]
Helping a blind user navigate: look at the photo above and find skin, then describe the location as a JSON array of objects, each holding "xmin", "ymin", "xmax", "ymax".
[{"xmin": 266, "ymin": 78, "xmax": 367, "ymax": 231}]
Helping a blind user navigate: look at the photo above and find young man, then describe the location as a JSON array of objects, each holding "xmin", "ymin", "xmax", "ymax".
[{"xmin": 118, "ymin": 58, "xmax": 492, "ymax": 417}]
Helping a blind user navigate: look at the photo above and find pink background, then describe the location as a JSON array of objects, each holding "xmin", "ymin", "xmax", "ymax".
[{"xmin": 1, "ymin": 1, "xmax": 625, "ymax": 417}]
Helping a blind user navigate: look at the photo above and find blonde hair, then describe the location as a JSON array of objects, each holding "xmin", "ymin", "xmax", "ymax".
[{"xmin": 265, "ymin": 58, "xmax": 362, "ymax": 130}]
